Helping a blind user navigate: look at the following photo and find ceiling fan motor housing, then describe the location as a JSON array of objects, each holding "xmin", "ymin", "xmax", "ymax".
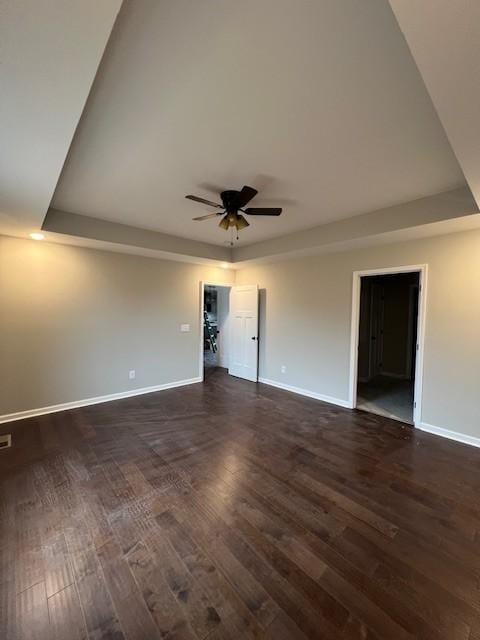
[{"xmin": 220, "ymin": 190, "xmax": 241, "ymax": 212}]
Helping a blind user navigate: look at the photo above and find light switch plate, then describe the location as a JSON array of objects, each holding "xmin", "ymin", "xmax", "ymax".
[{"xmin": 180, "ymin": 324, "xmax": 190, "ymax": 332}]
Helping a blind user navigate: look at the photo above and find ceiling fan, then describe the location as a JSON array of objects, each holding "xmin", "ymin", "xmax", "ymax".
[{"xmin": 185, "ymin": 185, "xmax": 282, "ymax": 240}]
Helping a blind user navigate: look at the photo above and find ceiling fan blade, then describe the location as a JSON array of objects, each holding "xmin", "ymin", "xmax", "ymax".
[
  {"xmin": 192, "ymin": 213, "xmax": 221, "ymax": 221},
  {"xmin": 185, "ymin": 195, "xmax": 222, "ymax": 208},
  {"xmin": 235, "ymin": 185, "xmax": 258, "ymax": 208},
  {"xmin": 244, "ymin": 207, "xmax": 282, "ymax": 216}
]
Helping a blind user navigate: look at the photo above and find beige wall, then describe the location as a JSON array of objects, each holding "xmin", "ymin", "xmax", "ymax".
[
  {"xmin": 236, "ymin": 229, "xmax": 480, "ymax": 438},
  {"xmin": 2, "ymin": 230, "xmax": 480, "ymax": 441},
  {"xmin": 0, "ymin": 236, "xmax": 232, "ymax": 416}
]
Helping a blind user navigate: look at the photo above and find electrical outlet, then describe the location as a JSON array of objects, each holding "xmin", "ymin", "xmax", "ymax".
[
  {"xmin": 129, "ymin": 369, "xmax": 136, "ymax": 380},
  {"xmin": 281, "ymin": 365, "xmax": 287, "ymax": 374},
  {"xmin": 180, "ymin": 324, "xmax": 190, "ymax": 332}
]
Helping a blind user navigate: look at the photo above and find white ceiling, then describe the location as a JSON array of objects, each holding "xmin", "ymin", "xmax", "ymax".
[
  {"xmin": 51, "ymin": 0, "xmax": 465, "ymax": 247},
  {"xmin": 0, "ymin": 0, "xmax": 122, "ymax": 238}
]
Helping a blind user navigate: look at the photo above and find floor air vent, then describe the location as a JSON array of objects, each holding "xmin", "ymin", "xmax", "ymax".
[{"xmin": 0, "ymin": 434, "xmax": 12, "ymax": 450}]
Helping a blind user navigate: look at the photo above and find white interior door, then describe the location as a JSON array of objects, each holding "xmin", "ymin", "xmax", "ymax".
[{"xmin": 228, "ymin": 285, "xmax": 259, "ymax": 382}]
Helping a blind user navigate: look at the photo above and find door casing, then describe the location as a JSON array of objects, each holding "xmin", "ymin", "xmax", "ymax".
[
  {"xmin": 348, "ymin": 265, "xmax": 427, "ymax": 426},
  {"xmin": 198, "ymin": 280, "xmax": 234, "ymax": 380}
]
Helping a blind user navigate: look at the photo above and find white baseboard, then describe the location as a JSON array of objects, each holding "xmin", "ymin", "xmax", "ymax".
[
  {"xmin": 0, "ymin": 377, "xmax": 202, "ymax": 425},
  {"xmin": 258, "ymin": 379, "xmax": 480, "ymax": 449},
  {"xmin": 417, "ymin": 422, "xmax": 480, "ymax": 449},
  {"xmin": 5, "ymin": 376, "xmax": 478, "ymax": 451},
  {"xmin": 258, "ymin": 377, "xmax": 352, "ymax": 409}
]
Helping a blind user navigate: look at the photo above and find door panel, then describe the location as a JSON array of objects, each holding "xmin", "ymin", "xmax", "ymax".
[{"xmin": 229, "ymin": 285, "xmax": 259, "ymax": 382}]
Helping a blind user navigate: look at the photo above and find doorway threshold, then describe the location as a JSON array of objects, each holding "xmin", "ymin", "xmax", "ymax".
[{"xmin": 357, "ymin": 376, "xmax": 414, "ymax": 424}]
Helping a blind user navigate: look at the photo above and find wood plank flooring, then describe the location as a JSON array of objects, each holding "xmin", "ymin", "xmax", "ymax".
[{"xmin": 1, "ymin": 368, "xmax": 480, "ymax": 639}]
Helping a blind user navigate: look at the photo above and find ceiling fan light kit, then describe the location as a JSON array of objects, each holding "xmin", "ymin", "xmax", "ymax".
[
  {"xmin": 218, "ymin": 216, "xmax": 230, "ymax": 231},
  {"xmin": 235, "ymin": 214, "xmax": 249, "ymax": 230},
  {"xmin": 185, "ymin": 185, "xmax": 283, "ymax": 243}
]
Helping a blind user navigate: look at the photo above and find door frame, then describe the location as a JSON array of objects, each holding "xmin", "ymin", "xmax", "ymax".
[
  {"xmin": 198, "ymin": 280, "xmax": 234, "ymax": 381},
  {"xmin": 348, "ymin": 264, "xmax": 428, "ymax": 426},
  {"xmin": 405, "ymin": 283, "xmax": 420, "ymax": 380}
]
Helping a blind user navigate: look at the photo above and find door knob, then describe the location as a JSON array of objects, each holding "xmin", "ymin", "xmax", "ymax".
[{"xmin": 251, "ymin": 336, "xmax": 257, "ymax": 341}]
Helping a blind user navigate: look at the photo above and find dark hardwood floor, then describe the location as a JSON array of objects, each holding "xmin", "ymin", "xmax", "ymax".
[{"xmin": 1, "ymin": 368, "xmax": 480, "ymax": 639}]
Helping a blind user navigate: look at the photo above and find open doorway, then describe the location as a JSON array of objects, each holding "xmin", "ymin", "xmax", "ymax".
[
  {"xmin": 350, "ymin": 267, "xmax": 426, "ymax": 425},
  {"xmin": 199, "ymin": 283, "xmax": 260, "ymax": 383},
  {"xmin": 203, "ymin": 284, "xmax": 231, "ymax": 377}
]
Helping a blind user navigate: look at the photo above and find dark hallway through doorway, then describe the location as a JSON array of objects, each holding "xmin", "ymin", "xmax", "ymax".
[{"xmin": 356, "ymin": 271, "xmax": 420, "ymax": 423}]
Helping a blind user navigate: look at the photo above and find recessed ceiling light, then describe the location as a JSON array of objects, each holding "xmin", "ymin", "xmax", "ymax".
[
  {"xmin": 29, "ymin": 232, "xmax": 45, "ymax": 240},
  {"xmin": 220, "ymin": 262, "xmax": 230, "ymax": 269}
]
